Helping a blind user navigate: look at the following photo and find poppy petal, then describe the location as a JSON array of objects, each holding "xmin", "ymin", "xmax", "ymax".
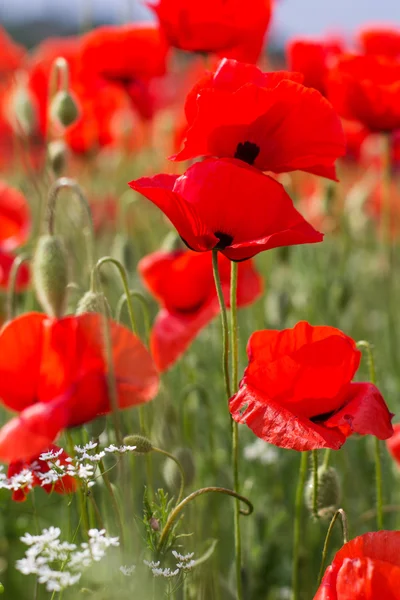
[
  {"xmin": 335, "ymin": 557, "xmax": 400, "ymax": 600},
  {"xmin": 0, "ymin": 181, "xmax": 30, "ymax": 250},
  {"xmin": 0, "ymin": 251, "xmax": 30, "ymax": 291}
]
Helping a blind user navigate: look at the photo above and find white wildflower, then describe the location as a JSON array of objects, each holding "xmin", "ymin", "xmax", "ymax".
[
  {"xmin": 243, "ymin": 438, "xmax": 279, "ymax": 465},
  {"xmin": 39, "ymin": 448, "xmax": 64, "ymax": 461},
  {"xmin": 120, "ymin": 565, "xmax": 136, "ymax": 577},
  {"xmin": 105, "ymin": 444, "xmax": 137, "ymax": 454}
]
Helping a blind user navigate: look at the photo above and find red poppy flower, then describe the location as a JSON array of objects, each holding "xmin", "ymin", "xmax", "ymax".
[
  {"xmin": 359, "ymin": 27, "xmax": 400, "ymax": 58},
  {"xmin": 286, "ymin": 38, "xmax": 343, "ymax": 96},
  {"xmin": 129, "ymin": 158, "xmax": 323, "ymax": 262},
  {"xmin": 7, "ymin": 445, "xmax": 77, "ymax": 502},
  {"xmin": 327, "ymin": 54, "xmax": 400, "ymax": 133},
  {"xmin": 149, "ymin": 0, "xmax": 271, "ymax": 63},
  {"xmin": 229, "ymin": 321, "xmax": 393, "ymax": 451},
  {"xmin": 139, "ymin": 249, "xmax": 262, "ymax": 371},
  {"xmin": 386, "ymin": 422, "xmax": 400, "ymax": 465},
  {"xmin": 79, "ymin": 24, "xmax": 169, "ymax": 84},
  {"xmin": 0, "ymin": 313, "xmax": 159, "ymax": 463},
  {"xmin": 0, "ymin": 26, "xmax": 26, "ymax": 80},
  {"xmin": 172, "ymin": 59, "xmax": 346, "ymax": 181},
  {"xmin": 0, "ymin": 181, "xmax": 30, "ymax": 291},
  {"xmin": 314, "ymin": 531, "xmax": 400, "ymax": 599}
]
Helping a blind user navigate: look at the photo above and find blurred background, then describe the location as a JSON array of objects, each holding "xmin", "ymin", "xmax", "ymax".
[{"xmin": 1, "ymin": 0, "xmax": 400, "ymax": 48}]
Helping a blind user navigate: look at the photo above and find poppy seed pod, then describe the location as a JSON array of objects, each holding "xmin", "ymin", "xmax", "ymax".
[
  {"xmin": 33, "ymin": 234, "xmax": 69, "ymax": 318},
  {"xmin": 163, "ymin": 447, "xmax": 196, "ymax": 491},
  {"xmin": 50, "ymin": 90, "xmax": 80, "ymax": 128},
  {"xmin": 76, "ymin": 290, "xmax": 112, "ymax": 317},
  {"xmin": 48, "ymin": 140, "xmax": 68, "ymax": 176},
  {"xmin": 123, "ymin": 434, "xmax": 153, "ymax": 454},
  {"xmin": 305, "ymin": 465, "xmax": 341, "ymax": 520}
]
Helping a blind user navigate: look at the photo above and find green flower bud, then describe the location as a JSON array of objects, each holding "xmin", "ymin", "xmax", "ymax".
[
  {"xmin": 76, "ymin": 291, "xmax": 111, "ymax": 317},
  {"xmin": 123, "ymin": 434, "xmax": 153, "ymax": 454},
  {"xmin": 50, "ymin": 90, "xmax": 79, "ymax": 128},
  {"xmin": 305, "ymin": 465, "xmax": 341, "ymax": 521},
  {"xmin": 85, "ymin": 416, "xmax": 107, "ymax": 439},
  {"xmin": 13, "ymin": 86, "xmax": 37, "ymax": 136},
  {"xmin": 33, "ymin": 235, "xmax": 68, "ymax": 317},
  {"xmin": 48, "ymin": 140, "xmax": 68, "ymax": 176},
  {"xmin": 163, "ymin": 447, "xmax": 196, "ymax": 491}
]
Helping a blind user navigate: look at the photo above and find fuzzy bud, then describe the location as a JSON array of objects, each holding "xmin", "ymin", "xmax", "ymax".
[
  {"xmin": 48, "ymin": 140, "xmax": 68, "ymax": 176},
  {"xmin": 76, "ymin": 291, "xmax": 112, "ymax": 317},
  {"xmin": 13, "ymin": 86, "xmax": 37, "ymax": 136},
  {"xmin": 50, "ymin": 90, "xmax": 79, "ymax": 128},
  {"xmin": 123, "ymin": 435, "xmax": 153, "ymax": 454},
  {"xmin": 305, "ymin": 465, "xmax": 341, "ymax": 521},
  {"xmin": 85, "ymin": 416, "xmax": 107, "ymax": 439},
  {"xmin": 163, "ymin": 447, "xmax": 196, "ymax": 491},
  {"xmin": 33, "ymin": 235, "xmax": 68, "ymax": 317}
]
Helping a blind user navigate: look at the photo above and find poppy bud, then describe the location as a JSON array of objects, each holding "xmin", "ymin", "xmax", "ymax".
[
  {"xmin": 163, "ymin": 447, "xmax": 196, "ymax": 491},
  {"xmin": 13, "ymin": 86, "xmax": 37, "ymax": 136},
  {"xmin": 76, "ymin": 290, "xmax": 112, "ymax": 317},
  {"xmin": 123, "ymin": 434, "xmax": 153, "ymax": 454},
  {"xmin": 85, "ymin": 416, "xmax": 107, "ymax": 439},
  {"xmin": 50, "ymin": 90, "xmax": 79, "ymax": 128},
  {"xmin": 48, "ymin": 140, "xmax": 68, "ymax": 176},
  {"xmin": 33, "ymin": 235, "xmax": 69, "ymax": 318},
  {"xmin": 305, "ymin": 465, "xmax": 341, "ymax": 521}
]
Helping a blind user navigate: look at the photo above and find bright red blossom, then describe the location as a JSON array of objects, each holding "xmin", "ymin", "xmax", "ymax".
[
  {"xmin": 229, "ymin": 321, "xmax": 393, "ymax": 451},
  {"xmin": 0, "ymin": 26, "xmax": 26, "ymax": 80},
  {"xmin": 0, "ymin": 313, "xmax": 159, "ymax": 462},
  {"xmin": 149, "ymin": 0, "xmax": 271, "ymax": 63},
  {"xmin": 314, "ymin": 531, "xmax": 400, "ymax": 600},
  {"xmin": 0, "ymin": 181, "xmax": 30, "ymax": 290},
  {"xmin": 386, "ymin": 422, "xmax": 400, "ymax": 465},
  {"xmin": 139, "ymin": 249, "xmax": 262, "ymax": 371},
  {"xmin": 129, "ymin": 158, "xmax": 323, "ymax": 262},
  {"xmin": 286, "ymin": 38, "xmax": 343, "ymax": 96},
  {"xmin": 359, "ymin": 26, "xmax": 400, "ymax": 58},
  {"xmin": 173, "ymin": 59, "xmax": 346, "ymax": 181},
  {"xmin": 7, "ymin": 445, "xmax": 77, "ymax": 502},
  {"xmin": 327, "ymin": 54, "xmax": 400, "ymax": 133}
]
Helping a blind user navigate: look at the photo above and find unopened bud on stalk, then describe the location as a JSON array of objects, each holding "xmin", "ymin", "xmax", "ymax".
[
  {"xmin": 123, "ymin": 434, "xmax": 153, "ymax": 454},
  {"xmin": 163, "ymin": 447, "xmax": 195, "ymax": 491},
  {"xmin": 13, "ymin": 86, "xmax": 37, "ymax": 136},
  {"xmin": 50, "ymin": 90, "xmax": 79, "ymax": 128},
  {"xmin": 305, "ymin": 465, "xmax": 341, "ymax": 521},
  {"xmin": 85, "ymin": 416, "xmax": 107, "ymax": 439},
  {"xmin": 76, "ymin": 290, "xmax": 111, "ymax": 317},
  {"xmin": 48, "ymin": 140, "xmax": 68, "ymax": 176},
  {"xmin": 33, "ymin": 235, "xmax": 68, "ymax": 318}
]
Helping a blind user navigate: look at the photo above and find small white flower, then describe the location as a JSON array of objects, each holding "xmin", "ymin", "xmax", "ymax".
[
  {"xmin": 120, "ymin": 565, "xmax": 136, "ymax": 577},
  {"xmin": 75, "ymin": 441, "xmax": 98, "ymax": 454},
  {"xmin": 105, "ymin": 444, "xmax": 137, "ymax": 454},
  {"xmin": 39, "ymin": 448, "xmax": 64, "ymax": 461},
  {"xmin": 243, "ymin": 439, "xmax": 279, "ymax": 465}
]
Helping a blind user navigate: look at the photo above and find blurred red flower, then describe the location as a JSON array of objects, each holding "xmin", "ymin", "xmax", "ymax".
[
  {"xmin": 0, "ymin": 181, "xmax": 30, "ymax": 290},
  {"xmin": 129, "ymin": 158, "xmax": 323, "ymax": 261},
  {"xmin": 149, "ymin": 0, "xmax": 271, "ymax": 63},
  {"xmin": 0, "ymin": 26, "xmax": 26, "ymax": 80},
  {"xmin": 386, "ymin": 422, "xmax": 400, "ymax": 465},
  {"xmin": 7, "ymin": 445, "xmax": 77, "ymax": 502},
  {"xmin": 359, "ymin": 26, "xmax": 400, "ymax": 58},
  {"xmin": 229, "ymin": 321, "xmax": 393, "ymax": 451},
  {"xmin": 286, "ymin": 38, "xmax": 343, "ymax": 96},
  {"xmin": 139, "ymin": 249, "xmax": 262, "ymax": 371},
  {"xmin": 327, "ymin": 54, "xmax": 400, "ymax": 133},
  {"xmin": 172, "ymin": 59, "xmax": 346, "ymax": 181},
  {"xmin": 0, "ymin": 313, "xmax": 159, "ymax": 463},
  {"xmin": 314, "ymin": 531, "xmax": 400, "ymax": 599}
]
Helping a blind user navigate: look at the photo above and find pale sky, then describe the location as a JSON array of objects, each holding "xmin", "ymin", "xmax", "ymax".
[{"xmin": 1, "ymin": 0, "xmax": 400, "ymax": 40}]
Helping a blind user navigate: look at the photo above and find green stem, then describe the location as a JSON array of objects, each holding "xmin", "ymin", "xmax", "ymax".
[
  {"xmin": 356, "ymin": 340, "xmax": 383, "ymax": 529},
  {"xmin": 98, "ymin": 459, "xmax": 125, "ymax": 549},
  {"xmin": 116, "ymin": 290, "xmax": 151, "ymax": 344},
  {"xmin": 381, "ymin": 132, "xmax": 392, "ymax": 244},
  {"xmin": 230, "ymin": 261, "xmax": 242, "ymax": 600},
  {"xmin": 317, "ymin": 509, "xmax": 349, "ymax": 585},
  {"xmin": 323, "ymin": 449, "xmax": 331, "ymax": 470},
  {"xmin": 211, "ymin": 249, "xmax": 231, "ymax": 398},
  {"xmin": 153, "ymin": 447, "xmax": 185, "ymax": 506},
  {"xmin": 157, "ymin": 487, "xmax": 253, "ymax": 555},
  {"xmin": 6, "ymin": 253, "xmax": 30, "ymax": 320},
  {"xmin": 292, "ymin": 452, "xmax": 308, "ymax": 600},
  {"xmin": 312, "ymin": 450, "xmax": 319, "ymax": 520}
]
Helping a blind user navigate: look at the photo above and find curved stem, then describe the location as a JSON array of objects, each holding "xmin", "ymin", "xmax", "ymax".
[
  {"xmin": 94, "ymin": 257, "xmax": 138, "ymax": 334},
  {"xmin": 312, "ymin": 450, "xmax": 319, "ymax": 520},
  {"xmin": 157, "ymin": 487, "xmax": 253, "ymax": 554},
  {"xmin": 46, "ymin": 178, "xmax": 95, "ymax": 271},
  {"xmin": 317, "ymin": 509, "xmax": 349, "ymax": 585},
  {"xmin": 211, "ymin": 249, "xmax": 231, "ymax": 398},
  {"xmin": 230, "ymin": 261, "xmax": 242, "ymax": 600},
  {"xmin": 116, "ymin": 290, "xmax": 151, "ymax": 343},
  {"xmin": 6, "ymin": 253, "xmax": 30, "ymax": 320},
  {"xmin": 153, "ymin": 447, "xmax": 185, "ymax": 506},
  {"xmin": 292, "ymin": 452, "xmax": 308, "ymax": 600},
  {"xmin": 356, "ymin": 340, "xmax": 383, "ymax": 529}
]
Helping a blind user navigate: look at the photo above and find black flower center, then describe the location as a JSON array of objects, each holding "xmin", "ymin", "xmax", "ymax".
[
  {"xmin": 214, "ymin": 231, "xmax": 234, "ymax": 250},
  {"xmin": 234, "ymin": 141, "xmax": 260, "ymax": 165}
]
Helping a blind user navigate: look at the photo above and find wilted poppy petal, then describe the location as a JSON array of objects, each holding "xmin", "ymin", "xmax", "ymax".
[
  {"xmin": 0, "ymin": 313, "xmax": 46, "ymax": 411},
  {"xmin": 0, "ymin": 401, "xmax": 69, "ymax": 463},
  {"xmin": 325, "ymin": 382, "xmax": 394, "ymax": 439}
]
